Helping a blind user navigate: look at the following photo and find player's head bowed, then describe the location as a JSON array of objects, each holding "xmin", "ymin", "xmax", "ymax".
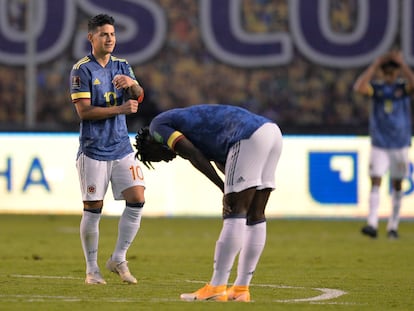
[{"xmin": 134, "ymin": 127, "xmax": 177, "ymax": 169}]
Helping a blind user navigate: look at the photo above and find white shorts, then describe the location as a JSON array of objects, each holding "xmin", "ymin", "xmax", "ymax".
[
  {"xmin": 369, "ymin": 146, "xmax": 409, "ymax": 179},
  {"xmin": 76, "ymin": 152, "xmax": 145, "ymax": 201},
  {"xmin": 224, "ymin": 123, "xmax": 283, "ymax": 194}
]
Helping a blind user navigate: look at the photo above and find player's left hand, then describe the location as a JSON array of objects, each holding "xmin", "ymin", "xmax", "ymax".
[{"xmin": 112, "ymin": 74, "xmax": 135, "ymax": 90}]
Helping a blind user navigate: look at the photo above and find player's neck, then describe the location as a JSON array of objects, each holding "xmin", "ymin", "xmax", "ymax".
[{"xmin": 93, "ymin": 52, "xmax": 111, "ymax": 67}]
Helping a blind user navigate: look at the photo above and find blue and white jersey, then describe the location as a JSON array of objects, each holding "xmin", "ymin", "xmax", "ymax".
[
  {"xmin": 70, "ymin": 54, "xmax": 137, "ymax": 160},
  {"xmin": 149, "ymin": 104, "xmax": 273, "ymax": 164},
  {"xmin": 368, "ymin": 79, "xmax": 412, "ymax": 148}
]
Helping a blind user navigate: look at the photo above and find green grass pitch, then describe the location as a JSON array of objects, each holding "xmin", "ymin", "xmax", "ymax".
[{"xmin": 0, "ymin": 214, "xmax": 413, "ymax": 311}]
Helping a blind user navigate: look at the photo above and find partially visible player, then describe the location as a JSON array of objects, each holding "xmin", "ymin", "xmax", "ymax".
[
  {"xmin": 353, "ymin": 50, "xmax": 414, "ymax": 239},
  {"xmin": 135, "ymin": 104, "xmax": 283, "ymax": 302},
  {"xmin": 70, "ymin": 14, "xmax": 145, "ymax": 284}
]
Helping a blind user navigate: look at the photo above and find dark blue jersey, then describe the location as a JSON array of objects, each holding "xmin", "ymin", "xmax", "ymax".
[
  {"xmin": 369, "ymin": 79, "xmax": 412, "ymax": 148},
  {"xmin": 70, "ymin": 54, "xmax": 137, "ymax": 160},
  {"xmin": 149, "ymin": 104, "xmax": 273, "ymax": 164}
]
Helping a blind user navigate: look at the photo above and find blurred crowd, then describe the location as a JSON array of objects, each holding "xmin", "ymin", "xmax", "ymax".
[{"xmin": 0, "ymin": 0, "xmax": 381, "ymax": 133}]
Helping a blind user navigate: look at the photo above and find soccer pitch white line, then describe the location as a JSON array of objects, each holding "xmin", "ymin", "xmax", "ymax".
[
  {"xmin": 253, "ymin": 283, "xmax": 347, "ymax": 302},
  {"xmin": 10, "ymin": 274, "xmax": 82, "ymax": 280},
  {"xmin": 0, "ymin": 294, "xmax": 177, "ymax": 303},
  {"xmin": 6, "ymin": 274, "xmax": 347, "ymax": 304}
]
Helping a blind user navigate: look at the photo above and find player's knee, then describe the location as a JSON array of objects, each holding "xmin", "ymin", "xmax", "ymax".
[
  {"xmin": 127, "ymin": 195, "xmax": 145, "ymax": 204},
  {"xmin": 246, "ymin": 208, "xmax": 265, "ymax": 225},
  {"xmin": 123, "ymin": 185, "xmax": 145, "ymax": 203},
  {"xmin": 393, "ymin": 179, "xmax": 403, "ymax": 191},
  {"xmin": 246, "ymin": 216, "xmax": 266, "ymax": 226},
  {"xmin": 222, "ymin": 202, "xmax": 248, "ymax": 218},
  {"xmin": 83, "ymin": 200, "xmax": 103, "ymax": 209},
  {"xmin": 126, "ymin": 202, "xmax": 145, "ymax": 208},
  {"xmin": 371, "ymin": 177, "xmax": 382, "ymax": 186}
]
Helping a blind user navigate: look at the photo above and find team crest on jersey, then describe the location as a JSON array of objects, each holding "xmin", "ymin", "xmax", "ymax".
[
  {"xmin": 72, "ymin": 76, "xmax": 81, "ymax": 89},
  {"xmin": 87, "ymin": 184, "xmax": 96, "ymax": 194}
]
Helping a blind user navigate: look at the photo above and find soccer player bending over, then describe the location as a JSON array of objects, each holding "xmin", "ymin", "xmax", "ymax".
[{"xmin": 135, "ymin": 104, "xmax": 283, "ymax": 301}]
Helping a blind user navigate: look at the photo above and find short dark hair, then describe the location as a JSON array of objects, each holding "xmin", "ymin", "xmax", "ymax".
[
  {"xmin": 88, "ymin": 14, "xmax": 115, "ymax": 32},
  {"xmin": 380, "ymin": 60, "xmax": 400, "ymax": 71}
]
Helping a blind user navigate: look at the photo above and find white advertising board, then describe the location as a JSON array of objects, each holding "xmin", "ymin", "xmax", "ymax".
[{"xmin": 1, "ymin": 133, "xmax": 414, "ymax": 218}]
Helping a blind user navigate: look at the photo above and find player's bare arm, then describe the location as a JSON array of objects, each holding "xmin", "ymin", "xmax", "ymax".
[
  {"xmin": 113, "ymin": 74, "xmax": 144, "ymax": 101},
  {"xmin": 353, "ymin": 56, "xmax": 382, "ymax": 95},
  {"xmin": 74, "ymin": 98, "xmax": 139, "ymax": 120},
  {"xmin": 392, "ymin": 51, "xmax": 414, "ymax": 92},
  {"xmin": 214, "ymin": 161, "xmax": 225, "ymax": 174},
  {"xmin": 174, "ymin": 137, "xmax": 225, "ymax": 192}
]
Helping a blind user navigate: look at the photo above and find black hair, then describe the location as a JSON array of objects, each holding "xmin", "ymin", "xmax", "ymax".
[
  {"xmin": 380, "ymin": 60, "xmax": 400, "ymax": 71},
  {"xmin": 88, "ymin": 14, "xmax": 115, "ymax": 32},
  {"xmin": 134, "ymin": 127, "xmax": 177, "ymax": 169}
]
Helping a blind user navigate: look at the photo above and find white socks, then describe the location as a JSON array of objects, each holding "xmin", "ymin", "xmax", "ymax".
[
  {"xmin": 367, "ymin": 185, "xmax": 380, "ymax": 228},
  {"xmin": 387, "ymin": 190, "xmax": 402, "ymax": 231},
  {"xmin": 234, "ymin": 221, "xmax": 266, "ymax": 286},
  {"xmin": 111, "ymin": 205, "xmax": 143, "ymax": 262},
  {"xmin": 80, "ymin": 204, "xmax": 143, "ymax": 274},
  {"xmin": 210, "ymin": 218, "xmax": 245, "ymax": 286},
  {"xmin": 210, "ymin": 218, "xmax": 267, "ymax": 287},
  {"xmin": 80, "ymin": 209, "xmax": 101, "ymax": 274},
  {"xmin": 368, "ymin": 185, "xmax": 403, "ymax": 231}
]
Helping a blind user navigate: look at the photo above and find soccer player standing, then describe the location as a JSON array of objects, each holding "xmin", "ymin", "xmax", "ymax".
[
  {"xmin": 135, "ymin": 104, "xmax": 283, "ymax": 301},
  {"xmin": 70, "ymin": 14, "xmax": 145, "ymax": 284},
  {"xmin": 353, "ymin": 50, "xmax": 414, "ymax": 239}
]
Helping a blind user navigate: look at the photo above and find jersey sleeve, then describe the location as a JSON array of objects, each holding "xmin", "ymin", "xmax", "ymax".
[
  {"xmin": 124, "ymin": 61, "xmax": 137, "ymax": 81},
  {"xmin": 70, "ymin": 64, "xmax": 91, "ymax": 102},
  {"xmin": 149, "ymin": 115, "xmax": 184, "ymax": 150}
]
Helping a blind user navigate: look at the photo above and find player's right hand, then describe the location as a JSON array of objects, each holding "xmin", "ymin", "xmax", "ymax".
[{"xmin": 121, "ymin": 99, "xmax": 139, "ymax": 114}]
